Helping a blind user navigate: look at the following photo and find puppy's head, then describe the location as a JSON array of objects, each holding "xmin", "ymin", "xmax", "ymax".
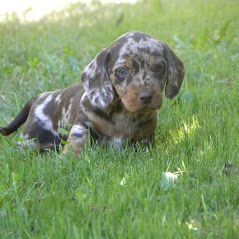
[{"xmin": 81, "ymin": 32, "xmax": 184, "ymax": 112}]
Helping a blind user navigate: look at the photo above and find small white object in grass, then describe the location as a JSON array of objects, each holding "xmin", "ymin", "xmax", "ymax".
[
  {"xmin": 120, "ymin": 177, "xmax": 126, "ymax": 186},
  {"xmin": 163, "ymin": 172, "xmax": 178, "ymax": 181},
  {"xmin": 113, "ymin": 137, "xmax": 123, "ymax": 150},
  {"xmin": 186, "ymin": 219, "xmax": 200, "ymax": 231},
  {"xmin": 160, "ymin": 172, "xmax": 178, "ymax": 190}
]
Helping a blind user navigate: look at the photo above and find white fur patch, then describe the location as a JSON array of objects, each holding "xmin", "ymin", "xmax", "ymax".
[
  {"xmin": 69, "ymin": 124, "xmax": 88, "ymax": 143},
  {"xmin": 55, "ymin": 94, "xmax": 62, "ymax": 104},
  {"xmin": 58, "ymin": 98, "xmax": 73, "ymax": 128},
  {"xmin": 82, "ymin": 88, "xmax": 113, "ymax": 109},
  {"xmin": 80, "ymin": 92, "xmax": 88, "ymax": 104},
  {"xmin": 71, "ymin": 124, "xmax": 87, "ymax": 134},
  {"xmin": 138, "ymin": 37, "xmax": 163, "ymax": 52},
  {"xmin": 83, "ymin": 58, "xmax": 98, "ymax": 83},
  {"xmin": 92, "ymin": 89, "xmax": 113, "ymax": 109},
  {"xmin": 34, "ymin": 94, "xmax": 58, "ymax": 136},
  {"xmin": 116, "ymin": 35, "xmax": 163, "ymax": 67},
  {"xmin": 112, "ymin": 137, "xmax": 123, "ymax": 150},
  {"xmin": 126, "ymin": 35, "xmax": 162, "ymax": 54}
]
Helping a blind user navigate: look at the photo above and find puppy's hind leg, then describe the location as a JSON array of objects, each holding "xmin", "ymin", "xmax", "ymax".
[{"xmin": 23, "ymin": 120, "xmax": 61, "ymax": 152}]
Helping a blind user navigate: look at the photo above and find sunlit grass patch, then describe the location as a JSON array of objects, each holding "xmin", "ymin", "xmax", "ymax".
[{"xmin": 171, "ymin": 116, "xmax": 200, "ymax": 145}]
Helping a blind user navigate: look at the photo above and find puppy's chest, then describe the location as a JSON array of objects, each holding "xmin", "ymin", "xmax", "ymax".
[
  {"xmin": 89, "ymin": 109, "xmax": 155, "ymax": 140},
  {"xmin": 111, "ymin": 112, "xmax": 140, "ymax": 136},
  {"xmin": 89, "ymin": 112, "xmax": 136, "ymax": 149}
]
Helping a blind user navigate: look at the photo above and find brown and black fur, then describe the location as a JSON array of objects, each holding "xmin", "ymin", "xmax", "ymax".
[{"xmin": 0, "ymin": 32, "xmax": 184, "ymax": 154}]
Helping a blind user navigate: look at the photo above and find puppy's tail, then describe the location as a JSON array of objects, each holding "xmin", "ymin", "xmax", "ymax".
[{"xmin": 0, "ymin": 97, "xmax": 36, "ymax": 136}]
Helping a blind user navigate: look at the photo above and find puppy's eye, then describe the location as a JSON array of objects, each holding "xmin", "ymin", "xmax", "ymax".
[
  {"xmin": 116, "ymin": 67, "xmax": 129, "ymax": 78},
  {"xmin": 153, "ymin": 62, "xmax": 165, "ymax": 73}
]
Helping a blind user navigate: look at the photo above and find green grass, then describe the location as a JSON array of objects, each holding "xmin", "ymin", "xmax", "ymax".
[{"xmin": 0, "ymin": 0, "xmax": 239, "ymax": 238}]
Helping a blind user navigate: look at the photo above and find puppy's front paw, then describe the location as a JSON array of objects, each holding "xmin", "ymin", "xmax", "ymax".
[{"xmin": 62, "ymin": 143, "xmax": 82, "ymax": 155}]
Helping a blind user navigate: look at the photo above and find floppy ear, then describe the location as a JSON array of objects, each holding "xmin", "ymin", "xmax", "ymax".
[
  {"xmin": 81, "ymin": 49, "xmax": 114, "ymax": 109},
  {"xmin": 163, "ymin": 43, "xmax": 185, "ymax": 99}
]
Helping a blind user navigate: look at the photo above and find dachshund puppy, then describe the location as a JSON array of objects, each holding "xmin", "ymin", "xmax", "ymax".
[{"xmin": 0, "ymin": 32, "xmax": 184, "ymax": 153}]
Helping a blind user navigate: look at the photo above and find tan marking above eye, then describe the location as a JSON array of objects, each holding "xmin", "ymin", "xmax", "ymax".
[{"xmin": 124, "ymin": 59, "xmax": 133, "ymax": 69}]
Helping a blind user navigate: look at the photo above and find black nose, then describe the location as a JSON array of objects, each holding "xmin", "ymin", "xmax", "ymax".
[{"xmin": 140, "ymin": 92, "xmax": 153, "ymax": 104}]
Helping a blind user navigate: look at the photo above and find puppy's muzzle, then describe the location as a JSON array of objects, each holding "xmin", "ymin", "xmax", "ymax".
[{"xmin": 139, "ymin": 91, "xmax": 153, "ymax": 105}]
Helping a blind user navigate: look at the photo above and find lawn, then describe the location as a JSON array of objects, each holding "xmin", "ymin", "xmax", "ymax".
[{"xmin": 0, "ymin": 0, "xmax": 239, "ymax": 238}]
